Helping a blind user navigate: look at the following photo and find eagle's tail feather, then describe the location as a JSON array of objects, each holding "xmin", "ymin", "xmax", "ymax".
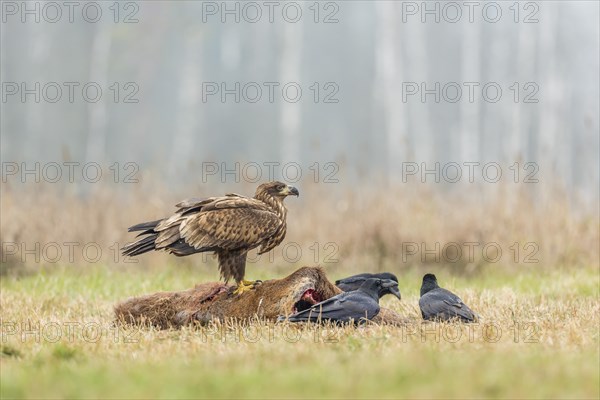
[
  {"xmin": 122, "ymin": 219, "xmax": 163, "ymax": 257},
  {"xmin": 121, "ymin": 234, "xmax": 158, "ymax": 257},
  {"xmin": 127, "ymin": 219, "xmax": 162, "ymax": 232}
]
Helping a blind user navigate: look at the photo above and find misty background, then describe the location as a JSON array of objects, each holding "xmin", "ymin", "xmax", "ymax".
[{"xmin": 1, "ymin": 1, "xmax": 599, "ymax": 206}]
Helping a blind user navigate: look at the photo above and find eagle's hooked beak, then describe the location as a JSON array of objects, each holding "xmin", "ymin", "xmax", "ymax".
[{"xmin": 282, "ymin": 185, "xmax": 300, "ymax": 197}]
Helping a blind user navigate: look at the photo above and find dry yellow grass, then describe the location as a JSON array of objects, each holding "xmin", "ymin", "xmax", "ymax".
[
  {"xmin": 1, "ymin": 264, "xmax": 598, "ymax": 399},
  {"xmin": 1, "ymin": 179, "xmax": 597, "ymax": 276},
  {"xmin": 1, "ymin": 180, "xmax": 598, "ymax": 398}
]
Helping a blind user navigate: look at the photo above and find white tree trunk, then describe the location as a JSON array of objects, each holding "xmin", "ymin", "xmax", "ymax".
[
  {"xmin": 459, "ymin": 20, "xmax": 481, "ymax": 163},
  {"xmin": 538, "ymin": 4, "xmax": 565, "ymax": 187},
  {"xmin": 280, "ymin": 20, "xmax": 303, "ymax": 163},
  {"xmin": 25, "ymin": 8, "xmax": 48, "ymax": 161},
  {"xmin": 510, "ymin": 21, "xmax": 537, "ymax": 162},
  {"xmin": 85, "ymin": 22, "xmax": 112, "ymax": 163},
  {"xmin": 169, "ymin": 31, "xmax": 203, "ymax": 177},
  {"xmin": 404, "ymin": 20, "xmax": 432, "ymax": 162},
  {"xmin": 375, "ymin": 2, "xmax": 405, "ymax": 183}
]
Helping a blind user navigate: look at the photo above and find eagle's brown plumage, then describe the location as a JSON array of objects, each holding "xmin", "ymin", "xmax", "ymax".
[{"xmin": 121, "ymin": 181, "xmax": 299, "ymax": 283}]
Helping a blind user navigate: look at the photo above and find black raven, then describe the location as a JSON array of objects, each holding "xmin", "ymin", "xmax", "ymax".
[
  {"xmin": 335, "ymin": 272, "xmax": 399, "ymax": 294},
  {"xmin": 278, "ymin": 278, "xmax": 401, "ymax": 324},
  {"xmin": 419, "ymin": 273, "xmax": 477, "ymax": 322}
]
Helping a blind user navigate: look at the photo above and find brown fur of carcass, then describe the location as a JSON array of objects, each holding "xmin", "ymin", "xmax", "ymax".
[{"xmin": 114, "ymin": 266, "xmax": 407, "ymax": 328}]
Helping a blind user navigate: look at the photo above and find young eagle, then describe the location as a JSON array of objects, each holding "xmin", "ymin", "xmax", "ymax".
[{"xmin": 121, "ymin": 181, "xmax": 299, "ymax": 294}]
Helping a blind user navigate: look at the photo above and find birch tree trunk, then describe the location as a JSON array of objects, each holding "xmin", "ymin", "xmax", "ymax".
[
  {"xmin": 510, "ymin": 21, "xmax": 537, "ymax": 163},
  {"xmin": 85, "ymin": 22, "xmax": 112, "ymax": 164},
  {"xmin": 537, "ymin": 4, "xmax": 563, "ymax": 190},
  {"xmin": 168, "ymin": 30, "xmax": 203, "ymax": 177},
  {"xmin": 375, "ymin": 2, "xmax": 405, "ymax": 183},
  {"xmin": 459, "ymin": 20, "xmax": 480, "ymax": 164},
  {"xmin": 25, "ymin": 10, "xmax": 48, "ymax": 161},
  {"xmin": 404, "ymin": 20, "xmax": 432, "ymax": 162},
  {"xmin": 280, "ymin": 20, "xmax": 303, "ymax": 163}
]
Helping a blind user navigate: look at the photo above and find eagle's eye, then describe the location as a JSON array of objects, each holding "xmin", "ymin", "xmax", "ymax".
[{"xmin": 276, "ymin": 184, "xmax": 285, "ymax": 191}]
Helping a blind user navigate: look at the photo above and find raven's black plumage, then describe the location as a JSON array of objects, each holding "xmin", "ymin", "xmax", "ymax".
[
  {"xmin": 336, "ymin": 272, "xmax": 399, "ymax": 293},
  {"xmin": 419, "ymin": 273, "xmax": 477, "ymax": 322},
  {"xmin": 279, "ymin": 278, "xmax": 401, "ymax": 324}
]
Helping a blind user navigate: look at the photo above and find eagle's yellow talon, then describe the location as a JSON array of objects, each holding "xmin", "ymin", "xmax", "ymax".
[{"xmin": 233, "ymin": 280, "xmax": 261, "ymax": 295}]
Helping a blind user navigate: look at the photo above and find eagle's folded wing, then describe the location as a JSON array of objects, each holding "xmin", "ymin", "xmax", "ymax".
[
  {"xmin": 180, "ymin": 207, "xmax": 282, "ymax": 251},
  {"xmin": 152, "ymin": 195, "xmax": 279, "ymax": 252}
]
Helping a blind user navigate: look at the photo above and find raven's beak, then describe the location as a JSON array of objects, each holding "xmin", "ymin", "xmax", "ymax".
[
  {"xmin": 286, "ymin": 186, "xmax": 300, "ymax": 197},
  {"xmin": 382, "ymin": 280, "xmax": 401, "ymax": 300},
  {"xmin": 389, "ymin": 286, "xmax": 402, "ymax": 300}
]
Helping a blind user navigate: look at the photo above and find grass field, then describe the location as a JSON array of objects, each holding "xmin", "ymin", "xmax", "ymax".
[
  {"xmin": 1, "ymin": 183, "xmax": 599, "ymax": 398},
  {"xmin": 1, "ymin": 263, "xmax": 598, "ymax": 399}
]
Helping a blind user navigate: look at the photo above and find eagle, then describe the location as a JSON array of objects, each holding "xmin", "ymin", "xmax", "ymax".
[{"xmin": 121, "ymin": 181, "xmax": 299, "ymax": 294}]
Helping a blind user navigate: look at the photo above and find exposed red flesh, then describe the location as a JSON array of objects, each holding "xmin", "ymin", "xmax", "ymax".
[
  {"xmin": 292, "ymin": 288, "xmax": 323, "ymax": 313},
  {"xmin": 302, "ymin": 289, "xmax": 322, "ymax": 303}
]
